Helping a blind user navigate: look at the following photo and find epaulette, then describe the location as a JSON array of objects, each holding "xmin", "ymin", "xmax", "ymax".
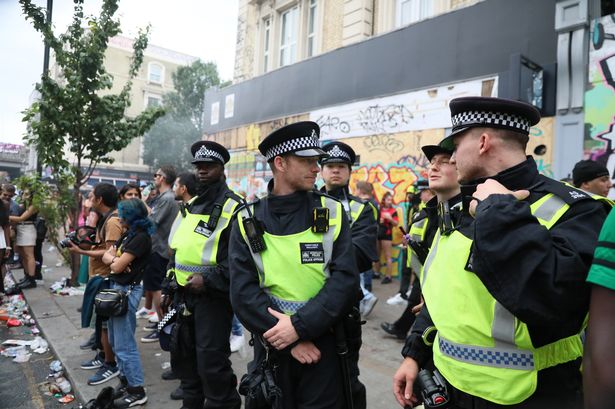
[
  {"xmin": 347, "ymin": 193, "xmax": 369, "ymax": 205},
  {"xmin": 225, "ymin": 190, "xmax": 245, "ymax": 204},
  {"xmin": 311, "ymin": 189, "xmax": 342, "ymax": 203},
  {"xmin": 536, "ymin": 175, "xmax": 597, "ymax": 205},
  {"xmin": 411, "ymin": 208, "xmax": 429, "ymax": 223}
]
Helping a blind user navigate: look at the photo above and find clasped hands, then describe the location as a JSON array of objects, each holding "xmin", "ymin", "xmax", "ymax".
[{"xmin": 264, "ymin": 307, "xmax": 321, "ymax": 364}]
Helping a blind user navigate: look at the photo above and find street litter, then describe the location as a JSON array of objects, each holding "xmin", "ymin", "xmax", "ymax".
[
  {"xmin": 31, "ymin": 336, "xmax": 49, "ymax": 354},
  {"xmin": 58, "ymin": 394, "xmax": 75, "ymax": 404},
  {"xmin": 1, "ymin": 345, "xmax": 27, "ymax": 357},
  {"xmin": 49, "ymin": 278, "xmax": 85, "ymax": 296},
  {"xmin": 55, "ymin": 377, "xmax": 72, "ymax": 394},
  {"xmin": 13, "ymin": 352, "xmax": 31, "ymax": 363},
  {"xmin": 49, "ymin": 360, "xmax": 63, "ymax": 374},
  {"xmin": 161, "ymin": 361, "xmax": 171, "ymax": 369}
]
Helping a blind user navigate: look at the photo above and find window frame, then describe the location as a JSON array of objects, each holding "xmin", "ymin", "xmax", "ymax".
[
  {"xmin": 279, "ymin": 6, "xmax": 299, "ymax": 67},
  {"xmin": 147, "ymin": 62, "xmax": 165, "ymax": 85}
]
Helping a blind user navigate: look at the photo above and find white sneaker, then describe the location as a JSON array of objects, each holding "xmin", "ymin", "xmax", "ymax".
[
  {"xmin": 148, "ymin": 314, "xmax": 160, "ymax": 323},
  {"xmin": 360, "ymin": 296, "xmax": 378, "ymax": 318},
  {"xmin": 386, "ymin": 293, "xmax": 407, "ymax": 306},
  {"xmin": 135, "ymin": 307, "xmax": 155, "ymax": 319},
  {"xmin": 230, "ymin": 334, "xmax": 245, "ymax": 353}
]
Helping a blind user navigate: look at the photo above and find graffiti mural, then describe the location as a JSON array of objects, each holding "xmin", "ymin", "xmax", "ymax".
[
  {"xmin": 586, "ymin": 14, "xmax": 615, "ymax": 194},
  {"xmin": 310, "ymin": 76, "xmax": 498, "ymax": 140}
]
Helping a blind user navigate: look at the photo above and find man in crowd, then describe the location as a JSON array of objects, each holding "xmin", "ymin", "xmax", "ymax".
[
  {"xmin": 139, "ymin": 165, "xmax": 179, "ymax": 342},
  {"xmin": 394, "ymin": 97, "xmax": 610, "ymax": 409},
  {"xmin": 68, "ymin": 183, "xmax": 122, "ymax": 386},
  {"xmin": 165, "ymin": 141, "xmax": 242, "ymax": 409},
  {"xmin": 320, "ymin": 140, "xmax": 378, "ymax": 408},
  {"xmin": 230, "ymin": 121, "xmax": 357, "ymax": 408},
  {"xmin": 572, "ymin": 159, "xmax": 612, "ymax": 197}
]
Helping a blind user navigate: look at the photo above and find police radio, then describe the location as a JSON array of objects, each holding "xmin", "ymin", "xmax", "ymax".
[
  {"xmin": 242, "ymin": 204, "xmax": 266, "ymax": 253},
  {"xmin": 207, "ymin": 203, "xmax": 223, "ymax": 230}
]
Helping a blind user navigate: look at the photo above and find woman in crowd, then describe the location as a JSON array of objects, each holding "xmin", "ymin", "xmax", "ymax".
[
  {"xmin": 0, "ymin": 196, "xmax": 11, "ymax": 294},
  {"xmin": 10, "ymin": 189, "xmax": 39, "ymax": 289},
  {"xmin": 102, "ymin": 198, "xmax": 154, "ymax": 408},
  {"xmin": 375, "ymin": 192, "xmax": 398, "ymax": 284},
  {"xmin": 119, "ymin": 183, "xmax": 142, "ymax": 201}
]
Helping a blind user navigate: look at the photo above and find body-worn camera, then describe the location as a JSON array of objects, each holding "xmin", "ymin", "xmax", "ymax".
[
  {"xmin": 414, "ymin": 369, "xmax": 449, "ymax": 408},
  {"xmin": 59, "ymin": 226, "xmax": 98, "ymax": 249}
]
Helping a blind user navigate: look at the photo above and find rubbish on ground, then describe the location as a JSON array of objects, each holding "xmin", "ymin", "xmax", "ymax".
[
  {"xmin": 161, "ymin": 361, "xmax": 171, "ymax": 369},
  {"xmin": 56, "ymin": 377, "xmax": 72, "ymax": 394},
  {"xmin": 2, "ymin": 339, "xmax": 33, "ymax": 346},
  {"xmin": 1, "ymin": 345, "xmax": 27, "ymax": 357},
  {"xmin": 7, "ymin": 318, "xmax": 22, "ymax": 327},
  {"xmin": 58, "ymin": 394, "xmax": 75, "ymax": 404},
  {"xmin": 49, "ymin": 278, "xmax": 85, "ymax": 296},
  {"xmin": 155, "ymin": 352, "xmax": 161, "ymax": 357},
  {"xmin": 13, "ymin": 352, "xmax": 31, "ymax": 363},
  {"xmin": 31, "ymin": 336, "xmax": 49, "ymax": 354},
  {"xmin": 49, "ymin": 360, "xmax": 63, "ymax": 373},
  {"xmin": 31, "ymin": 326, "xmax": 40, "ymax": 334}
]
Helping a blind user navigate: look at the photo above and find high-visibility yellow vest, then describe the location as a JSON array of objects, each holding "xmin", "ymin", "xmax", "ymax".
[
  {"xmin": 421, "ymin": 192, "xmax": 610, "ymax": 405},
  {"xmin": 341, "ymin": 198, "xmax": 366, "ymax": 226},
  {"xmin": 237, "ymin": 195, "xmax": 342, "ymax": 315},
  {"xmin": 168, "ymin": 196, "xmax": 240, "ymax": 286}
]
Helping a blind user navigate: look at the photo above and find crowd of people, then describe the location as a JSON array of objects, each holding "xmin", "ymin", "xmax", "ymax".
[{"xmin": 1, "ymin": 95, "xmax": 615, "ymax": 409}]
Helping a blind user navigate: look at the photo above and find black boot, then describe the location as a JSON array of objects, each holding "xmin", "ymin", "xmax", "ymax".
[{"xmin": 112, "ymin": 376, "xmax": 128, "ymax": 399}]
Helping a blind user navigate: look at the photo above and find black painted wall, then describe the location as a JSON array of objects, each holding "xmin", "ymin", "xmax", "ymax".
[{"xmin": 204, "ymin": 0, "xmax": 558, "ymax": 133}]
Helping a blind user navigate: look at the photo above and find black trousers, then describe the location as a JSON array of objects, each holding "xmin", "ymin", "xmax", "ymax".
[
  {"xmin": 171, "ymin": 291, "xmax": 241, "ymax": 409},
  {"xmin": 398, "ymin": 250, "xmax": 411, "ymax": 296},
  {"xmin": 346, "ymin": 310, "xmax": 366, "ymax": 409},
  {"xmin": 393, "ymin": 280, "xmax": 422, "ymax": 335},
  {"xmin": 255, "ymin": 332, "xmax": 343, "ymax": 409}
]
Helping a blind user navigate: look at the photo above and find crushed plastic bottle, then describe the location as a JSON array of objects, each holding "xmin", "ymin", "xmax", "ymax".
[{"xmin": 49, "ymin": 360, "xmax": 63, "ymax": 373}]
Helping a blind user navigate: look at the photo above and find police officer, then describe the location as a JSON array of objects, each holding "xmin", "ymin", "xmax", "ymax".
[
  {"xmin": 382, "ymin": 144, "xmax": 460, "ymax": 340},
  {"xmin": 393, "ymin": 97, "xmax": 611, "ymax": 409},
  {"xmin": 165, "ymin": 141, "xmax": 242, "ymax": 409},
  {"xmin": 320, "ymin": 141, "xmax": 378, "ymax": 409},
  {"xmin": 229, "ymin": 121, "xmax": 358, "ymax": 409}
]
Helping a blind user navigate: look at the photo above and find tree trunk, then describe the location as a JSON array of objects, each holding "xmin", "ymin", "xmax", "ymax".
[{"xmin": 68, "ymin": 174, "xmax": 82, "ymax": 287}]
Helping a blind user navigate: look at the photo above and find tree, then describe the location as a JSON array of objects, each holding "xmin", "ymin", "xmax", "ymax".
[
  {"xmin": 143, "ymin": 61, "xmax": 220, "ymax": 170},
  {"xmin": 20, "ymin": 0, "xmax": 165, "ymax": 284}
]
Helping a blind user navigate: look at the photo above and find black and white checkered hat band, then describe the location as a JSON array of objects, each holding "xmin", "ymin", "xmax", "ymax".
[
  {"xmin": 195, "ymin": 146, "xmax": 224, "ymax": 162},
  {"xmin": 451, "ymin": 111, "xmax": 531, "ymax": 134},
  {"xmin": 265, "ymin": 134, "xmax": 321, "ymax": 160},
  {"xmin": 326, "ymin": 145, "xmax": 351, "ymax": 161}
]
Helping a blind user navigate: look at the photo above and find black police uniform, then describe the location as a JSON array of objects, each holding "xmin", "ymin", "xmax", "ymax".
[
  {"xmin": 229, "ymin": 122, "xmax": 359, "ymax": 409},
  {"xmin": 167, "ymin": 141, "xmax": 241, "ymax": 409},
  {"xmin": 402, "ymin": 98, "xmax": 610, "ymax": 409},
  {"xmin": 320, "ymin": 141, "xmax": 379, "ymax": 409}
]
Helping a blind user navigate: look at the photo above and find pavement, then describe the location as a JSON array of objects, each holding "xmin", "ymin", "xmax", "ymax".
[{"xmin": 12, "ymin": 244, "xmax": 412, "ymax": 408}]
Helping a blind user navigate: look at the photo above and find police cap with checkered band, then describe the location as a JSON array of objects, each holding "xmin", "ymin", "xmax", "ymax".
[
  {"xmin": 320, "ymin": 141, "xmax": 356, "ymax": 166},
  {"xmin": 258, "ymin": 121, "xmax": 328, "ymax": 162},
  {"xmin": 439, "ymin": 97, "xmax": 541, "ymax": 150},
  {"xmin": 190, "ymin": 140, "xmax": 230, "ymax": 165}
]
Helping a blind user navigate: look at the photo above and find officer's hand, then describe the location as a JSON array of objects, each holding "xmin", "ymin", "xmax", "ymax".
[
  {"xmin": 290, "ymin": 341, "xmax": 321, "ymax": 364},
  {"xmin": 264, "ymin": 307, "xmax": 299, "ymax": 350},
  {"xmin": 469, "ymin": 179, "xmax": 530, "ymax": 217},
  {"xmin": 185, "ymin": 274, "xmax": 205, "ymax": 293},
  {"xmin": 393, "ymin": 357, "xmax": 420, "ymax": 407},
  {"xmin": 411, "ymin": 299, "xmax": 424, "ymax": 316}
]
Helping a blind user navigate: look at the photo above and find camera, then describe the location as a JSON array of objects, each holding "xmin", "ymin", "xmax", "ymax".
[
  {"xmin": 414, "ymin": 369, "xmax": 449, "ymax": 408},
  {"xmin": 59, "ymin": 231, "xmax": 79, "ymax": 248},
  {"xmin": 59, "ymin": 226, "xmax": 98, "ymax": 249}
]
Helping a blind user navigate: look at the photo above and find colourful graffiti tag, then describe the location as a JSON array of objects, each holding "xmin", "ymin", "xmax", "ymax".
[{"xmin": 349, "ymin": 163, "xmax": 423, "ymax": 205}]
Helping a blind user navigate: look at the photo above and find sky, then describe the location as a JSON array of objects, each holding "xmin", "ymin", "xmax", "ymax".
[{"xmin": 0, "ymin": 0, "xmax": 239, "ymax": 145}]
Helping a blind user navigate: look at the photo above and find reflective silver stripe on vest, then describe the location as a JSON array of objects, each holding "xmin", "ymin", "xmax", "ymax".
[
  {"xmin": 492, "ymin": 302, "xmax": 515, "ymax": 347},
  {"xmin": 168, "ymin": 213, "xmax": 183, "ymax": 247},
  {"xmin": 349, "ymin": 200, "xmax": 363, "ymax": 225},
  {"xmin": 201, "ymin": 198, "xmax": 237, "ymax": 265},
  {"xmin": 270, "ymin": 296, "xmax": 307, "ymax": 314},
  {"xmin": 439, "ymin": 335, "xmax": 535, "ymax": 370},
  {"xmin": 420, "ymin": 231, "xmax": 439, "ymax": 284},
  {"xmin": 321, "ymin": 197, "xmax": 338, "ymax": 278},
  {"xmin": 410, "ymin": 218, "xmax": 427, "ymax": 242},
  {"xmin": 175, "ymin": 263, "xmax": 216, "ymax": 274},
  {"xmin": 532, "ymin": 195, "xmax": 566, "ymax": 224}
]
